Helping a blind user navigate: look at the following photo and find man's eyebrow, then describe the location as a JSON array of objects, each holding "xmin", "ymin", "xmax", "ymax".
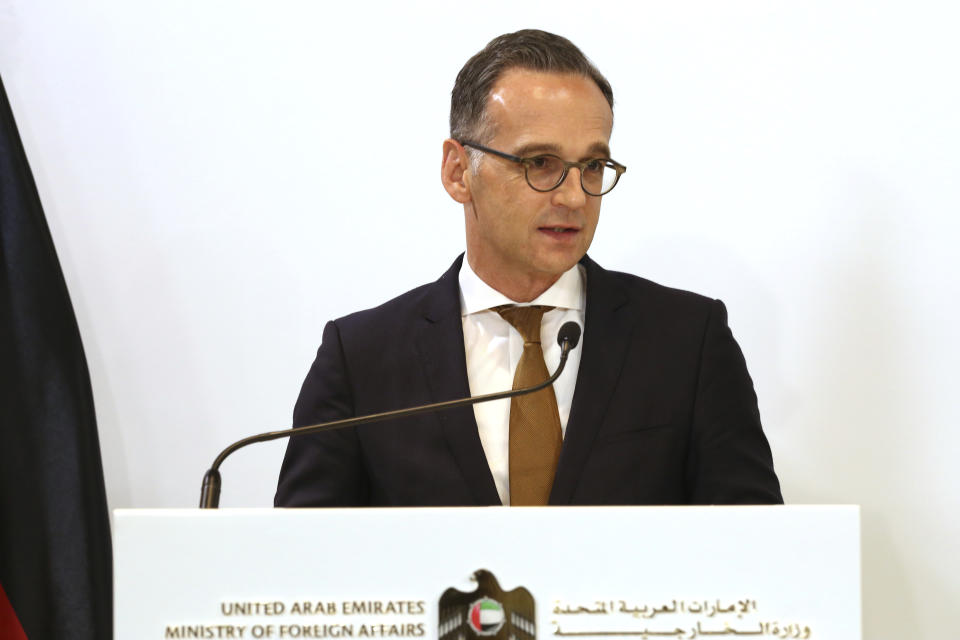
[
  {"xmin": 586, "ymin": 142, "xmax": 612, "ymax": 158},
  {"xmin": 513, "ymin": 142, "xmax": 563, "ymax": 157},
  {"xmin": 513, "ymin": 141, "xmax": 612, "ymax": 159}
]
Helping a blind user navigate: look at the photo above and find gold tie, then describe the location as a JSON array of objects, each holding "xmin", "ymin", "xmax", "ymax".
[{"xmin": 496, "ymin": 305, "xmax": 562, "ymax": 506}]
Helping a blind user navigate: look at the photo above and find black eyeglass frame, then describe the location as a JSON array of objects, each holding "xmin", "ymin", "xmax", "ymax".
[{"xmin": 458, "ymin": 140, "xmax": 627, "ymax": 196}]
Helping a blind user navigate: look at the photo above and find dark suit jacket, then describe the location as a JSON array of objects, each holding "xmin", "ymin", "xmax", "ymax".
[{"xmin": 275, "ymin": 255, "xmax": 782, "ymax": 506}]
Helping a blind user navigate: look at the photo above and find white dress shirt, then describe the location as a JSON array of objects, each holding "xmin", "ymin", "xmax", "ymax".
[{"xmin": 458, "ymin": 259, "xmax": 586, "ymax": 505}]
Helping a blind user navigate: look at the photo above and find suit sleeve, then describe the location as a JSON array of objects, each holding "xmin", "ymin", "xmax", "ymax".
[
  {"xmin": 686, "ymin": 299, "xmax": 783, "ymax": 504},
  {"xmin": 274, "ymin": 320, "xmax": 370, "ymax": 506}
]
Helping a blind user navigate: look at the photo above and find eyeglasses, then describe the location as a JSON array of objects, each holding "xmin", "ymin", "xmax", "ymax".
[{"xmin": 459, "ymin": 141, "xmax": 627, "ymax": 196}]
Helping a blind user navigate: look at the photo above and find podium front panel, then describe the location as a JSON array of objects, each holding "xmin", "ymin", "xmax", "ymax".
[{"xmin": 114, "ymin": 506, "xmax": 860, "ymax": 639}]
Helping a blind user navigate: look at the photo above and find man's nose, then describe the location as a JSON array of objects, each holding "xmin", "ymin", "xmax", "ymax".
[{"xmin": 551, "ymin": 167, "xmax": 588, "ymax": 209}]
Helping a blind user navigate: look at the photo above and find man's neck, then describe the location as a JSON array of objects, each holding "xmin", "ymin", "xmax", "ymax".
[
  {"xmin": 466, "ymin": 258, "xmax": 561, "ymax": 303},
  {"xmin": 459, "ymin": 256, "xmax": 585, "ymax": 320}
]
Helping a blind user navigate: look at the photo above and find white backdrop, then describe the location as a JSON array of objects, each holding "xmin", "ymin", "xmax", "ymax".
[{"xmin": 1, "ymin": 2, "xmax": 957, "ymax": 638}]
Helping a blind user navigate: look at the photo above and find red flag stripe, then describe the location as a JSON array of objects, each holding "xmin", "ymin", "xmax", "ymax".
[
  {"xmin": 470, "ymin": 602, "xmax": 482, "ymax": 630},
  {"xmin": 0, "ymin": 581, "xmax": 29, "ymax": 640}
]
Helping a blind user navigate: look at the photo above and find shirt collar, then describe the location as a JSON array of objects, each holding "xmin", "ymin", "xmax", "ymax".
[{"xmin": 458, "ymin": 257, "xmax": 586, "ymax": 316}]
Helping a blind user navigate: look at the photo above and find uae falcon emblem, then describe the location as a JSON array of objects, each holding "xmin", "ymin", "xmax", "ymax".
[{"xmin": 439, "ymin": 569, "xmax": 536, "ymax": 640}]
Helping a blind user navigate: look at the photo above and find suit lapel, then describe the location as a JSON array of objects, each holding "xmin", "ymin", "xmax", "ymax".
[
  {"xmin": 550, "ymin": 256, "xmax": 633, "ymax": 504},
  {"xmin": 414, "ymin": 255, "xmax": 502, "ymax": 506}
]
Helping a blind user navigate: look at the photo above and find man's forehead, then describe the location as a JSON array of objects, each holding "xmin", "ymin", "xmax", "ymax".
[
  {"xmin": 485, "ymin": 69, "xmax": 614, "ymax": 153},
  {"xmin": 487, "ymin": 68, "xmax": 609, "ymax": 109}
]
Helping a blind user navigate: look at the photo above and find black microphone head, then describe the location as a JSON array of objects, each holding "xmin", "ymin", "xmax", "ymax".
[{"xmin": 557, "ymin": 322, "xmax": 582, "ymax": 350}]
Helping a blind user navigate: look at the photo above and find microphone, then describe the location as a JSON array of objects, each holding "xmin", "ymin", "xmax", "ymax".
[
  {"xmin": 557, "ymin": 321, "xmax": 581, "ymax": 350},
  {"xmin": 199, "ymin": 322, "xmax": 582, "ymax": 508}
]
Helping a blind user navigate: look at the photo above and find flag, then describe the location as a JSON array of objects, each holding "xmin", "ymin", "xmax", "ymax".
[
  {"xmin": 469, "ymin": 598, "xmax": 505, "ymax": 635},
  {"xmin": 0, "ymin": 75, "xmax": 112, "ymax": 639}
]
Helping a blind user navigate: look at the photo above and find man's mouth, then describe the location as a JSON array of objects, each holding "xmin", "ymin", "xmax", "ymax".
[{"xmin": 539, "ymin": 225, "xmax": 579, "ymax": 233}]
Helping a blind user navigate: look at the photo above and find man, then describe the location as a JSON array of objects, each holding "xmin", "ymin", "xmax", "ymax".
[{"xmin": 275, "ymin": 30, "xmax": 781, "ymax": 507}]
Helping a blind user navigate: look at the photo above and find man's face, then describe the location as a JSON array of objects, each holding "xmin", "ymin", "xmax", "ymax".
[{"xmin": 463, "ymin": 69, "xmax": 613, "ymax": 299}]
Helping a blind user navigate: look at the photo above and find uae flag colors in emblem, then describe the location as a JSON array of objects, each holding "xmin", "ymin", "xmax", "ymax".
[{"xmin": 468, "ymin": 598, "xmax": 505, "ymax": 636}]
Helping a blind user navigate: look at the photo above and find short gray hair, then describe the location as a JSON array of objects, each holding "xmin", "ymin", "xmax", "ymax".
[{"xmin": 450, "ymin": 29, "xmax": 614, "ymax": 156}]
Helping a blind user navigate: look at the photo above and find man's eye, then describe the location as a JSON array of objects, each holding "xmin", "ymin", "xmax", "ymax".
[
  {"xmin": 585, "ymin": 159, "xmax": 605, "ymax": 173},
  {"xmin": 530, "ymin": 156, "xmax": 551, "ymax": 169}
]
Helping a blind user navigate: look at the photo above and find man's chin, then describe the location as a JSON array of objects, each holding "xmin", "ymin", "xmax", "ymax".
[
  {"xmin": 523, "ymin": 261, "xmax": 582, "ymax": 287},
  {"xmin": 532, "ymin": 246, "xmax": 588, "ymax": 275}
]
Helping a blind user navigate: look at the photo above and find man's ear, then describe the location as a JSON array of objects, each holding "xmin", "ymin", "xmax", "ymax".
[{"xmin": 440, "ymin": 138, "xmax": 472, "ymax": 204}]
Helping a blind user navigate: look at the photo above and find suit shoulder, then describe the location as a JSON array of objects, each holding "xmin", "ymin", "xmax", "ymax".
[
  {"xmin": 331, "ymin": 281, "xmax": 434, "ymax": 333},
  {"xmin": 330, "ymin": 258, "xmax": 461, "ymax": 340},
  {"xmin": 601, "ymin": 267, "xmax": 719, "ymax": 312}
]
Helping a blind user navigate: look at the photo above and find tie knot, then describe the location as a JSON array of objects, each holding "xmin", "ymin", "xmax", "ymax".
[{"xmin": 495, "ymin": 305, "xmax": 554, "ymax": 343}]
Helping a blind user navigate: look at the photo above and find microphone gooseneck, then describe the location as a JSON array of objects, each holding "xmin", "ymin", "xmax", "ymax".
[{"xmin": 199, "ymin": 323, "xmax": 582, "ymax": 508}]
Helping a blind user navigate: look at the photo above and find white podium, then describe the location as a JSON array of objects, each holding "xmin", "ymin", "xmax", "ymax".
[{"xmin": 114, "ymin": 506, "xmax": 860, "ymax": 639}]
